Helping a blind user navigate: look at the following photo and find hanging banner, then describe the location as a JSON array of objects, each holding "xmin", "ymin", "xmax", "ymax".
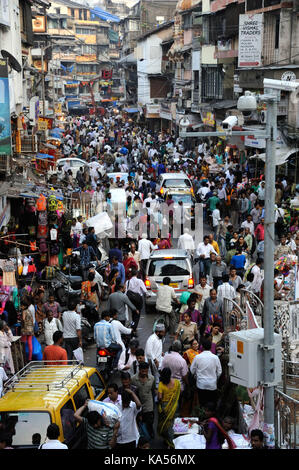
[
  {"xmin": 238, "ymin": 14, "xmax": 263, "ymax": 67},
  {"xmin": 0, "ymin": 58, "xmax": 12, "ymax": 157}
]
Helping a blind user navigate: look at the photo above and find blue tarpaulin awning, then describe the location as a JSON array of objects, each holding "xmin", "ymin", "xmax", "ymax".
[
  {"xmin": 124, "ymin": 108, "xmax": 139, "ymax": 113},
  {"xmin": 36, "ymin": 154, "xmax": 54, "ymax": 160},
  {"xmin": 90, "ymin": 7, "xmax": 120, "ymax": 23}
]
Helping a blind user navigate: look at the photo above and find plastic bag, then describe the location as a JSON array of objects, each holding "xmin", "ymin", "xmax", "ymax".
[
  {"xmin": 88, "ymin": 399, "xmax": 122, "ymax": 426},
  {"xmin": 25, "ymin": 336, "xmax": 42, "ymax": 360},
  {"xmin": 73, "ymin": 347, "xmax": 84, "ymax": 362}
]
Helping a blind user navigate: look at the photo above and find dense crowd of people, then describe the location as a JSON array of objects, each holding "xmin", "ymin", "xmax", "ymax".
[{"xmin": 0, "ymin": 107, "xmax": 298, "ymax": 450}]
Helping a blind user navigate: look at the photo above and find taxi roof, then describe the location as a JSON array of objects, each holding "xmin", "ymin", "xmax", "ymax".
[{"xmin": 0, "ymin": 365, "xmax": 98, "ymax": 412}]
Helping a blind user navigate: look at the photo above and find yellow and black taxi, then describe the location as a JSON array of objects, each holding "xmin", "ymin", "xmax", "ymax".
[{"xmin": 0, "ymin": 361, "xmax": 106, "ymax": 448}]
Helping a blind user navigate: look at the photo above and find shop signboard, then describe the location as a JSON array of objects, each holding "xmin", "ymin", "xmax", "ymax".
[
  {"xmin": 0, "ymin": 58, "xmax": 12, "ymax": 157},
  {"xmin": 160, "ymin": 102, "xmax": 172, "ymax": 121},
  {"xmin": 38, "ymin": 117, "xmax": 53, "ymax": 130},
  {"xmin": 238, "ymin": 14, "xmax": 263, "ymax": 67},
  {"xmin": 146, "ymin": 104, "xmax": 160, "ymax": 118},
  {"xmin": 202, "ymin": 111, "xmax": 215, "ymax": 127},
  {"xmin": 0, "ymin": 0, "xmax": 10, "ymax": 28}
]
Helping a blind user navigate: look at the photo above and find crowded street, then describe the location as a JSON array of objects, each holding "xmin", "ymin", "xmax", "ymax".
[{"xmin": 0, "ymin": 0, "xmax": 299, "ymax": 455}]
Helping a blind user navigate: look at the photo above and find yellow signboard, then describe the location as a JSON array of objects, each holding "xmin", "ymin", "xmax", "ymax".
[{"xmin": 38, "ymin": 120, "xmax": 48, "ymax": 131}]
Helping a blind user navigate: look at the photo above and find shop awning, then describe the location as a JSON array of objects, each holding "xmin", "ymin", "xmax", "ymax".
[
  {"xmin": 213, "ymin": 100, "xmax": 237, "ymax": 109},
  {"xmin": 90, "ymin": 7, "xmax": 120, "ymax": 23},
  {"xmin": 124, "ymin": 107, "xmax": 139, "ymax": 113},
  {"xmin": 36, "ymin": 153, "xmax": 54, "ymax": 160},
  {"xmin": 250, "ymin": 147, "xmax": 299, "ymax": 166},
  {"xmin": 118, "ymin": 53, "xmax": 136, "ymax": 64}
]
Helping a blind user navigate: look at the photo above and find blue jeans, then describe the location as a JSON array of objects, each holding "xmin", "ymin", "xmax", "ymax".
[
  {"xmin": 199, "ymin": 258, "xmax": 211, "ymax": 277},
  {"xmin": 108, "ymin": 342, "xmax": 122, "ymax": 369}
]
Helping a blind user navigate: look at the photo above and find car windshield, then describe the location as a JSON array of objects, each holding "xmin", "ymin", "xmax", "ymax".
[
  {"xmin": 0, "ymin": 411, "xmax": 51, "ymax": 447},
  {"xmin": 170, "ymin": 194, "xmax": 193, "ymax": 204},
  {"xmin": 148, "ymin": 259, "xmax": 190, "ymax": 276},
  {"xmin": 163, "ymin": 179, "xmax": 191, "ymax": 188}
]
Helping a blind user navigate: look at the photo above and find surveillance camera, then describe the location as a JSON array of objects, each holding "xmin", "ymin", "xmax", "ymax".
[{"xmin": 222, "ymin": 115, "xmax": 238, "ymax": 130}]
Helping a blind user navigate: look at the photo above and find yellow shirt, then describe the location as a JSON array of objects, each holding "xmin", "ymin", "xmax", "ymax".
[
  {"xmin": 158, "ymin": 379, "xmax": 180, "ymax": 403},
  {"xmin": 211, "ymin": 240, "xmax": 220, "ymax": 255}
]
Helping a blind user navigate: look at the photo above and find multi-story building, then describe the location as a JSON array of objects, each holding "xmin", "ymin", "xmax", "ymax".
[{"xmin": 137, "ymin": 21, "xmax": 174, "ymax": 130}]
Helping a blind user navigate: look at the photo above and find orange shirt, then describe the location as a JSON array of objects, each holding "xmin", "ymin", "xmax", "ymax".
[{"xmin": 43, "ymin": 345, "xmax": 67, "ymax": 365}]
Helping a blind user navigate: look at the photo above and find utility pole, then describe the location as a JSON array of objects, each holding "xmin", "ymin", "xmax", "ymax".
[{"xmin": 262, "ymin": 91, "xmax": 278, "ymax": 448}]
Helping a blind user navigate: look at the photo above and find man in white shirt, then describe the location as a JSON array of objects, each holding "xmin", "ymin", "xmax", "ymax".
[
  {"xmin": 62, "ymin": 298, "xmax": 82, "ymax": 360},
  {"xmin": 117, "ymin": 390, "xmax": 141, "ymax": 448},
  {"xmin": 177, "ymin": 228, "xmax": 195, "ymax": 256},
  {"xmin": 192, "ymin": 276, "xmax": 212, "ymax": 311},
  {"xmin": 39, "ymin": 424, "xmax": 68, "ymax": 449},
  {"xmin": 212, "ymin": 204, "xmax": 221, "ymax": 241},
  {"xmin": 145, "ymin": 323, "xmax": 166, "ymax": 387},
  {"xmin": 138, "ymin": 233, "xmax": 157, "ymax": 277},
  {"xmin": 217, "ymin": 274, "xmax": 236, "ymax": 310},
  {"xmin": 155, "ymin": 277, "xmax": 179, "ymax": 335},
  {"xmin": 251, "ymin": 259, "xmax": 264, "ymax": 295},
  {"xmin": 241, "ymin": 214, "xmax": 255, "ymax": 235},
  {"xmin": 190, "ymin": 337, "xmax": 222, "ymax": 406},
  {"xmin": 110, "ymin": 310, "xmax": 132, "ymax": 353},
  {"xmin": 196, "ymin": 235, "xmax": 217, "ymax": 278},
  {"xmin": 197, "ymin": 183, "xmax": 210, "ymax": 201}
]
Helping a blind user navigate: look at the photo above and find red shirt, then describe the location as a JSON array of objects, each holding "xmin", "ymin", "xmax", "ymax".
[{"xmin": 43, "ymin": 345, "xmax": 67, "ymax": 365}]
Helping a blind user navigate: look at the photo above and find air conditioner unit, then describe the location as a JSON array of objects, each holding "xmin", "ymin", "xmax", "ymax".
[{"xmin": 260, "ymin": 110, "xmax": 267, "ymax": 124}]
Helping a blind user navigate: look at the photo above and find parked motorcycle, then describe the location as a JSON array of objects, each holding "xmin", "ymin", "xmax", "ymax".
[{"xmin": 51, "ymin": 270, "xmax": 81, "ymax": 306}]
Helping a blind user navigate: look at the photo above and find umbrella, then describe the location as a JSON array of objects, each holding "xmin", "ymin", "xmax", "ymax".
[{"xmin": 51, "ymin": 127, "xmax": 63, "ymax": 134}]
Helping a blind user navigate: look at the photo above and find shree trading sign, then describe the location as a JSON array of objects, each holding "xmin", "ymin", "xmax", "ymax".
[{"xmin": 238, "ymin": 14, "xmax": 263, "ymax": 67}]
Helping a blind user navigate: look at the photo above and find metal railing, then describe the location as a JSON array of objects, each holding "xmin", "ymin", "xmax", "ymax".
[
  {"xmin": 240, "ymin": 288, "xmax": 264, "ymax": 327},
  {"xmin": 275, "ymin": 388, "xmax": 299, "ymax": 448}
]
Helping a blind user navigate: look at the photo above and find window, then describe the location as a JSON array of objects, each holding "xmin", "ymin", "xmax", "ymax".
[
  {"xmin": 201, "ymin": 66, "xmax": 223, "ymax": 100},
  {"xmin": 275, "ymin": 15, "xmax": 280, "ymax": 49},
  {"xmin": 60, "ymin": 400, "xmax": 76, "ymax": 442},
  {"xmin": 71, "ymin": 9, "xmax": 74, "ymax": 17},
  {"xmin": 79, "ymin": 9, "xmax": 82, "ymax": 20},
  {"xmin": 73, "ymin": 384, "xmax": 91, "ymax": 409},
  {"xmin": 83, "ymin": 9, "xmax": 88, "ymax": 20},
  {"xmin": 0, "ymin": 412, "xmax": 51, "ymax": 447},
  {"xmin": 148, "ymin": 259, "xmax": 190, "ymax": 277},
  {"xmin": 56, "ymin": 8, "xmax": 60, "ymax": 15},
  {"xmin": 89, "ymin": 372, "xmax": 105, "ymax": 399},
  {"xmin": 76, "ymin": 27, "xmax": 95, "ymax": 35}
]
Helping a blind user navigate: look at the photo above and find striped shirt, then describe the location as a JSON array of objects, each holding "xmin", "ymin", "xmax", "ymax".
[
  {"xmin": 82, "ymin": 418, "xmax": 114, "ymax": 449},
  {"xmin": 94, "ymin": 320, "xmax": 117, "ymax": 348}
]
